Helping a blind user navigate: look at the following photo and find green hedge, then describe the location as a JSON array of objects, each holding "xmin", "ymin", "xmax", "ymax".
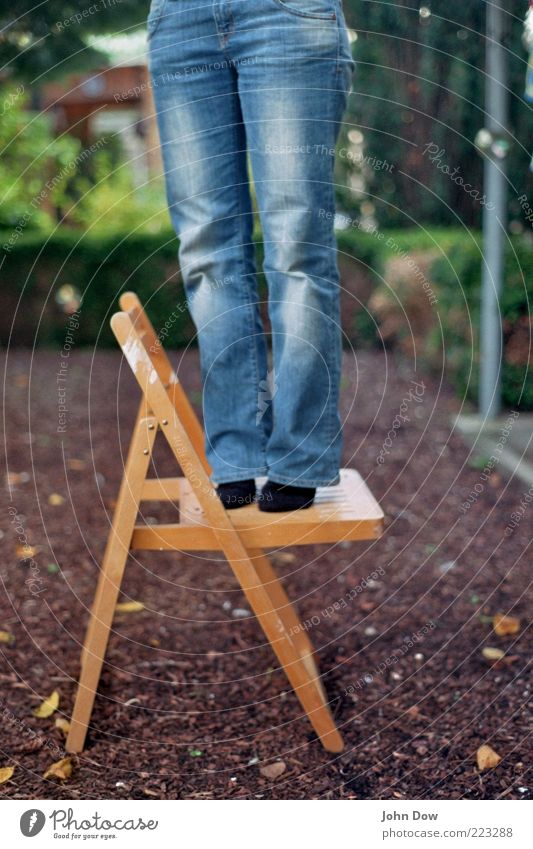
[
  {"xmin": 428, "ymin": 234, "xmax": 533, "ymax": 409},
  {"xmin": 0, "ymin": 226, "xmax": 382, "ymax": 349},
  {"xmin": 2, "ymin": 225, "xmax": 531, "ymax": 409}
]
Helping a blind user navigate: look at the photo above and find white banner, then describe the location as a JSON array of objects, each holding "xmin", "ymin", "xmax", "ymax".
[{"xmin": 1, "ymin": 799, "xmax": 531, "ymax": 848}]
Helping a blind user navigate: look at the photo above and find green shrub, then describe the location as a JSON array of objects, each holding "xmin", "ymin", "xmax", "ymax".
[
  {"xmin": 0, "ymin": 226, "xmax": 383, "ymax": 349},
  {"xmin": 428, "ymin": 234, "xmax": 533, "ymax": 409}
]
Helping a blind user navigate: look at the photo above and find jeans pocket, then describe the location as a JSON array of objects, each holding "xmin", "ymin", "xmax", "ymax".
[
  {"xmin": 147, "ymin": 0, "xmax": 167, "ymax": 38},
  {"xmin": 272, "ymin": 0, "xmax": 337, "ymax": 20}
]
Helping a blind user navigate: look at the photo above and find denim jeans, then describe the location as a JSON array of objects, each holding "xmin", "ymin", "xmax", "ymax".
[{"xmin": 148, "ymin": 0, "xmax": 355, "ymax": 486}]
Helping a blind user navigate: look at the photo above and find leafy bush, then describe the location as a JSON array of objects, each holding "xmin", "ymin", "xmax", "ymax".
[
  {"xmin": 0, "ymin": 226, "xmax": 382, "ymax": 349},
  {"xmin": 365, "ymin": 228, "xmax": 533, "ymax": 409},
  {"xmin": 428, "ymin": 234, "xmax": 533, "ymax": 409},
  {"xmin": 0, "ymin": 91, "xmax": 80, "ymax": 232}
]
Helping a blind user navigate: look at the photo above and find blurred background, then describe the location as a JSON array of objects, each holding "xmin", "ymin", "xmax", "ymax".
[
  {"xmin": 0, "ymin": 0, "xmax": 532, "ymax": 412},
  {"xmin": 1, "ymin": 3, "xmax": 532, "ymax": 802}
]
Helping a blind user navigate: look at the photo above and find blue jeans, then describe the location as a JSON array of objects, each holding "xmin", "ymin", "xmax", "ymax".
[{"xmin": 148, "ymin": 0, "xmax": 354, "ymax": 486}]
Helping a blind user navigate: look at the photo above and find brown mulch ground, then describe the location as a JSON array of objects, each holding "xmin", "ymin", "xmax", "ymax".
[{"xmin": 0, "ymin": 348, "xmax": 531, "ymax": 800}]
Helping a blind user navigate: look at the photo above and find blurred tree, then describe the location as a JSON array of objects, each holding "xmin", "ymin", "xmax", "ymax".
[
  {"xmin": 340, "ymin": 0, "xmax": 533, "ymax": 228},
  {"xmin": 0, "ymin": 90, "xmax": 80, "ymax": 229},
  {"xmin": 0, "ymin": 1, "xmax": 148, "ymax": 82}
]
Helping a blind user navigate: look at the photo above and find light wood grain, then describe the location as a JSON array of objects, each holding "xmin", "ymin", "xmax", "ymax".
[{"xmin": 67, "ymin": 296, "xmax": 386, "ymax": 755}]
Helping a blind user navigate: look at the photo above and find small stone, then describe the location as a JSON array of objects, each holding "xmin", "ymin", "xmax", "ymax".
[
  {"xmin": 231, "ymin": 608, "xmax": 251, "ymax": 618},
  {"xmin": 364, "ymin": 626, "xmax": 378, "ymax": 636},
  {"xmin": 259, "ymin": 761, "xmax": 286, "ymax": 780},
  {"xmin": 222, "ymin": 601, "xmax": 232, "ymax": 611},
  {"xmin": 414, "ymin": 653, "xmax": 424, "ymax": 662}
]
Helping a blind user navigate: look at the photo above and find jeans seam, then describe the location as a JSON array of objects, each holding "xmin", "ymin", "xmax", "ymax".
[
  {"xmin": 233, "ymin": 118, "xmax": 269, "ymax": 470},
  {"xmin": 335, "ymin": 6, "xmax": 342, "ymax": 74},
  {"xmin": 267, "ymin": 471, "xmax": 341, "ymax": 488},
  {"xmin": 212, "ymin": 467, "xmax": 268, "ymax": 485},
  {"xmin": 271, "ymin": 0, "xmax": 337, "ymax": 20},
  {"xmin": 146, "ymin": 0, "xmax": 168, "ymax": 39}
]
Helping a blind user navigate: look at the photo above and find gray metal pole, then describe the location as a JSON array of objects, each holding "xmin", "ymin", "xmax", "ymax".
[{"xmin": 479, "ymin": 0, "xmax": 509, "ymax": 418}]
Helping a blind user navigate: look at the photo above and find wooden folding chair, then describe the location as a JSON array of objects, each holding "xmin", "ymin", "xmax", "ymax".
[{"xmin": 66, "ymin": 292, "xmax": 384, "ymax": 755}]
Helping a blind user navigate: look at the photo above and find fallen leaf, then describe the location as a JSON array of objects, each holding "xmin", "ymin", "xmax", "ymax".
[
  {"xmin": 477, "ymin": 744, "xmax": 501, "ymax": 771},
  {"xmin": 48, "ymin": 493, "xmax": 65, "ymax": 506},
  {"xmin": 0, "ymin": 631, "xmax": 14, "ymax": 644},
  {"xmin": 0, "ymin": 766, "xmax": 14, "ymax": 785},
  {"xmin": 6, "ymin": 471, "xmax": 30, "ymax": 486},
  {"xmin": 493, "ymin": 614, "xmax": 520, "ymax": 636},
  {"xmin": 54, "ymin": 717, "xmax": 70, "ymax": 736},
  {"xmin": 115, "ymin": 601, "xmax": 145, "ymax": 613},
  {"xmin": 188, "ymin": 748, "xmax": 203, "ymax": 758},
  {"xmin": 16, "ymin": 544, "xmax": 38, "ymax": 559},
  {"xmin": 33, "ymin": 690, "xmax": 60, "ymax": 718},
  {"xmin": 47, "ymin": 563, "xmax": 59, "ymax": 574},
  {"xmin": 482, "ymin": 647, "xmax": 505, "ymax": 661},
  {"xmin": 43, "ymin": 757, "xmax": 72, "ymax": 781},
  {"xmin": 271, "ymin": 552, "xmax": 296, "ymax": 565},
  {"xmin": 260, "ymin": 761, "xmax": 286, "ymax": 779},
  {"xmin": 67, "ymin": 458, "xmax": 86, "ymax": 471}
]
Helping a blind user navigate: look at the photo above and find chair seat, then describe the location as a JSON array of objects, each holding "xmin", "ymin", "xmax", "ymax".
[{"xmin": 132, "ymin": 468, "xmax": 384, "ymax": 550}]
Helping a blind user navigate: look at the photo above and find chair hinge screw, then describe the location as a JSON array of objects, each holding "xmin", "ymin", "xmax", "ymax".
[
  {"xmin": 162, "ymin": 419, "xmax": 168, "ymax": 425},
  {"xmin": 143, "ymin": 449, "xmax": 149, "ymax": 455},
  {"xmin": 148, "ymin": 423, "xmax": 155, "ymax": 430}
]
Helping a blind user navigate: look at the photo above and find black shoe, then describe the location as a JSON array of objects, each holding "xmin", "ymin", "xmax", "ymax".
[
  {"xmin": 216, "ymin": 479, "xmax": 256, "ymax": 509},
  {"xmin": 258, "ymin": 480, "xmax": 316, "ymax": 512}
]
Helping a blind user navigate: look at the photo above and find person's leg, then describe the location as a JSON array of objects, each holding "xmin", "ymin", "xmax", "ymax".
[
  {"xmin": 233, "ymin": 0, "xmax": 355, "ymax": 493},
  {"xmin": 148, "ymin": 0, "xmax": 270, "ymax": 486}
]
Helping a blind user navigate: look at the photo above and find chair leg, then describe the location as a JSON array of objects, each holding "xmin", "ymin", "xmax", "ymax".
[
  {"xmin": 66, "ymin": 416, "xmax": 157, "ymax": 753},
  {"xmin": 228, "ymin": 550, "xmax": 344, "ymax": 753},
  {"xmin": 248, "ymin": 548, "xmax": 321, "ymax": 681}
]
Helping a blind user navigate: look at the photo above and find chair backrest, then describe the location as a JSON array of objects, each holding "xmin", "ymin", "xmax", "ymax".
[
  {"xmin": 110, "ymin": 303, "xmax": 263, "ymax": 556},
  {"xmin": 117, "ymin": 292, "xmax": 209, "ymax": 472}
]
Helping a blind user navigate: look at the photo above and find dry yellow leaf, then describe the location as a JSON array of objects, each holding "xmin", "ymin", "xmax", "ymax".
[
  {"xmin": 43, "ymin": 757, "xmax": 72, "ymax": 781},
  {"xmin": 115, "ymin": 601, "xmax": 145, "ymax": 613},
  {"xmin": 16, "ymin": 544, "xmax": 38, "ymax": 559},
  {"xmin": 259, "ymin": 761, "xmax": 287, "ymax": 779},
  {"xmin": 0, "ymin": 631, "xmax": 14, "ymax": 644},
  {"xmin": 0, "ymin": 766, "xmax": 14, "ymax": 785},
  {"xmin": 48, "ymin": 493, "xmax": 65, "ymax": 506},
  {"xmin": 33, "ymin": 690, "xmax": 60, "ymax": 718},
  {"xmin": 271, "ymin": 552, "xmax": 296, "ymax": 565},
  {"xmin": 493, "ymin": 614, "xmax": 520, "ymax": 636},
  {"xmin": 476, "ymin": 744, "xmax": 501, "ymax": 771},
  {"xmin": 482, "ymin": 647, "xmax": 505, "ymax": 661},
  {"xmin": 54, "ymin": 717, "xmax": 70, "ymax": 736},
  {"xmin": 67, "ymin": 458, "xmax": 86, "ymax": 471}
]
